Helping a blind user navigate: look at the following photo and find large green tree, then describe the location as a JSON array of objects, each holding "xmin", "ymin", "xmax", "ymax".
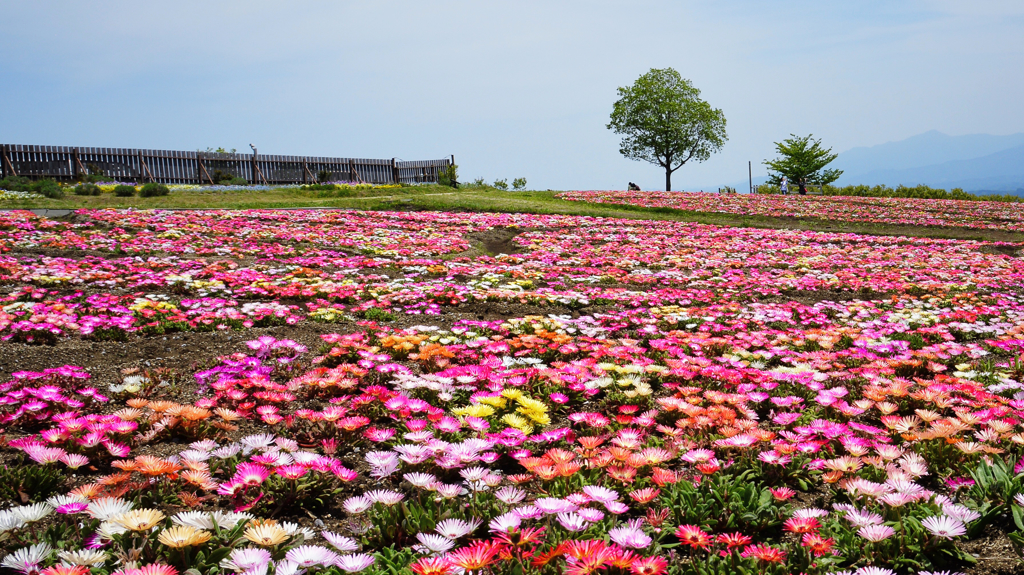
[
  {"xmin": 763, "ymin": 134, "xmax": 843, "ymax": 194},
  {"xmin": 607, "ymin": 68, "xmax": 727, "ymax": 191}
]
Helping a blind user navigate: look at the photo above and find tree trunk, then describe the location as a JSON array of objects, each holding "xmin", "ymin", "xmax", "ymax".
[{"xmin": 665, "ymin": 167, "xmax": 672, "ymax": 192}]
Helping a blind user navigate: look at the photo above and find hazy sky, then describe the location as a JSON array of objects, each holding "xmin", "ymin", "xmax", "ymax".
[{"xmin": 2, "ymin": 1, "xmax": 1022, "ymax": 190}]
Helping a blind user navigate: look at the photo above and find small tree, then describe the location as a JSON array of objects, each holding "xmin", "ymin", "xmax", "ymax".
[
  {"xmin": 512, "ymin": 177, "xmax": 527, "ymax": 191},
  {"xmin": 763, "ymin": 134, "xmax": 843, "ymax": 194},
  {"xmin": 607, "ymin": 68, "xmax": 727, "ymax": 191}
]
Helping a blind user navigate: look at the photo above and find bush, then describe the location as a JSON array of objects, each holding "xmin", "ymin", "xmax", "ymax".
[
  {"xmin": 113, "ymin": 184, "xmax": 137, "ymax": 197},
  {"xmin": 210, "ymin": 169, "xmax": 247, "ymax": 185},
  {"xmin": 438, "ymin": 163, "xmax": 459, "ymax": 188},
  {"xmin": 73, "ymin": 183, "xmax": 101, "ymax": 196},
  {"xmin": 512, "ymin": 177, "xmax": 527, "ymax": 191},
  {"xmin": 139, "ymin": 182, "xmax": 170, "ymax": 197},
  {"xmin": 493, "ymin": 178, "xmax": 509, "ymax": 190},
  {"xmin": 0, "ymin": 176, "xmax": 34, "ymax": 191},
  {"xmin": 302, "ymin": 183, "xmax": 339, "ymax": 191},
  {"xmin": 35, "ymin": 179, "xmax": 63, "ymax": 199},
  {"xmin": 317, "ymin": 169, "xmax": 333, "ymax": 182}
]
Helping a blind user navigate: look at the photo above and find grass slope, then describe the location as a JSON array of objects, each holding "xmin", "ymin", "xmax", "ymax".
[{"xmin": 5, "ymin": 184, "xmax": 1024, "ymax": 243}]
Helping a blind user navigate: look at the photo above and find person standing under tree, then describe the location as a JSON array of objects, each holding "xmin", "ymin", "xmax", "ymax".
[{"xmin": 780, "ymin": 176, "xmax": 789, "ymax": 194}]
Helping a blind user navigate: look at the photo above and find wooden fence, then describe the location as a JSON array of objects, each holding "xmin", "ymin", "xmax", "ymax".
[{"xmin": 0, "ymin": 144, "xmax": 453, "ymax": 185}]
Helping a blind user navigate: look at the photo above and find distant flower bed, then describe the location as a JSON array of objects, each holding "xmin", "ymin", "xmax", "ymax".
[
  {"xmin": 0, "ymin": 190, "xmax": 46, "ymax": 200},
  {"xmin": 559, "ymin": 190, "xmax": 1024, "ymax": 231}
]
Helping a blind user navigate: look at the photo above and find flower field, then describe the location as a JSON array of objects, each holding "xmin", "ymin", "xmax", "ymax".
[
  {"xmin": 2, "ymin": 207, "xmax": 1024, "ymax": 575},
  {"xmin": 558, "ymin": 190, "xmax": 1024, "ymax": 232}
]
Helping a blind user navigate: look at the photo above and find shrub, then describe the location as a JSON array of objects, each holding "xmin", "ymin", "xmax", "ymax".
[
  {"xmin": 317, "ymin": 169, "xmax": 332, "ymax": 182},
  {"xmin": 73, "ymin": 182, "xmax": 101, "ymax": 196},
  {"xmin": 34, "ymin": 179, "xmax": 63, "ymax": 199},
  {"xmin": 0, "ymin": 175, "xmax": 34, "ymax": 191},
  {"xmin": 210, "ymin": 169, "xmax": 247, "ymax": 185},
  {"xmin": 113, "ymin": 184, "xmax": 137, "ymax": 197},
  {"xmin": 512, "ymin": 177, "xmax": 527, "ymax": 191},
  {"xmin": 493, "ymin": 178, "xmax": 509, "ymax": 190},
  {"xmin": 438, "ymin": 163, "xmax": 459, "ymax": 188},
  {"xmin": 303, "ymin": 183, "xmax": 339, "ymax": 191},
  {"xmin": 139, "ymin": 182, "xmax": 170, "ymax": 197}
]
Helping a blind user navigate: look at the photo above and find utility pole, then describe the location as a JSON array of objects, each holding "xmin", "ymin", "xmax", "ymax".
[{"xmin": 748, "ymin": 161, "xmax": 752, "ymax": 194}]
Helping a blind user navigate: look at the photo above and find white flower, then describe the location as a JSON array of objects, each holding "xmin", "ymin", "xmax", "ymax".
[
  {"xmin": 87, "ymin": 497, "xmax": 134, "ymax": 521},
  {"xmin": 2, "ymin": 543, "xmax": 53, "ymax": 573},
  {"xmin": 921, "ymin": 515, "xmax": 966, "ymax": 538},
  {"xmin": 58, "ymin": 549, "xmax": 108, "ymax": 567},
  {"xmin": 11, "ymin": 503, "xmax": 54, "ymax": 523},
  {"xmin": 335, "ymin": 553, "xmax": 375, "ymax": 573},
  {"xmin": 321, "ymin": 531, "xmax": 360, "ymax": 553}
]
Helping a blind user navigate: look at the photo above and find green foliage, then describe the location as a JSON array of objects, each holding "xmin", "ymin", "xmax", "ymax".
[
  {"xmin": 364, "ymin": 307, "xmax": 395, "ymax": 322},
  {"xmin": 0, "ymin": 175, "xmax": 33, "ymax": 191},
  {"xmin": 199, "ymin": 147, "xmax": 236, "ymax": 154},
  {"xmin": 113, "ymin": 184, "xmax": 137, "ymax": 197},
  {"xmin": 608, "ymin": 67, "xmax": 727, "ymax": 191},
  {"xmin": 471, "ymin": 178, "xmax": 487, "ymax": 187},
  {"xmin": 0, "ymin": 463, "xmax": 66, "ymax": 504},
  {"xmin": 210, "ymin": 169, "xmax": 246, "ymax": 185},
  {"xmin": 73, "ymin": 182, "xmax": 101, "ymax": 196},
  {"xmin": 763, "ymin": 134, "xmax": 842, "ymax": 191},
  {"xmin": 35, "ymin": 179, "xmax": 63, "ymax": 199},
  {"xmin": 438, "ymin": 163, "xmax": 459, "ymax": 188},
  {"xmin": 962, "ymin": 456, "xmax": 1024, "ymax": 535},
  {"xmin": 1, "ymin": 176, "xmax": 63, "ymax": 197},
  {"xmin": 512, "ymin": 177, "xmax": 527, "ymax": 191},
  {"xmin": 317, "ymin": 169, "xmax": 333, "ymax": 182},
  {"xmin": 662, "ymin": 470, "xmax": 784, "ymax": 534},
  {"xmin": 756, "ymin": 182, "xmax": 1023, "ymax": 202},
  {"xmin": 493, "ymin": 178, "xmax": 509, "ymax": 190},
  {"xmin": 139, "ymin": 182, "xmax": 171, "ymax": 197}
]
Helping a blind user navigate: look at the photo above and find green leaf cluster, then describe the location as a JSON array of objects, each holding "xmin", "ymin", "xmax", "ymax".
[
  {"xmin": 608, "ymin": 68, "xmax": 727, "ymax": 191},
  {"xmin": 763, "ymin": 134, "xmax": 842, "ymax": 189}
]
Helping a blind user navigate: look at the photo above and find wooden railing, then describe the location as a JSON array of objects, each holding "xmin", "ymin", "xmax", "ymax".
[{"xmin": 0, "ymin": 144, "xmax": 453, "ymax": 185}]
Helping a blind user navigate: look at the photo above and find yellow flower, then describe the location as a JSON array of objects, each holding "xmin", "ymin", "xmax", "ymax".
[
  {"xmin": 452, "ymin": 404, "xmax": 495, "ymax": 418},
  {"xmin": 501, "ymin": 413, "xmax": 533, "ymax": 435},
  {"xmin": 158, "ymin": 525, "xmax": 211, "ymax": 548},
  {"xmin": 500, "ymin": 389, "xmax": 524, "ymax": 401},
  {"xmin": 519, "ymin": 407, "xmax": 551, "ymax": 426},
  {"xmin": 112, "ymin": 509, "xmax": 166, "ymax": 531},
  {"xmin": 476, "ymin": 396, "xmax": 508, "ymax": 409},
  {"xmin": 244, "ymin": 520, "xmax": 289, "ymax": 546}
]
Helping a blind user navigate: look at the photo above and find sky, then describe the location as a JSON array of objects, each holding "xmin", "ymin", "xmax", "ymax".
[{"xmin": 1, "ymin": 1, "xmax": 1022, "ymax": 191}]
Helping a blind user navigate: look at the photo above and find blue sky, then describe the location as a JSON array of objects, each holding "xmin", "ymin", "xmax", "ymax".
[{"xmin": 1, "ymin": 1, "xmax": 1022, "ymax": 190}]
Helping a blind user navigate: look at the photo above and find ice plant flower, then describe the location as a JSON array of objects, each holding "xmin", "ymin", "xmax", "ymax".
[
  {"xmin": 675, "ymin": 524, "xmax": 712, "ymax": 549},
  {"xmin": 921, "ymin": 515, "xmax": 967, "ymax": 538}
]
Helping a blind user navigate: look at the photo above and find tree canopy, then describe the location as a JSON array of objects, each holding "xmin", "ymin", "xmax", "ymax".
[
  {"xmin": 607, "ymin": 68, "xmax": 727, "ymax": 191},
  {"xmin": 763, "ymin": 134, "xmax": 843, "ymax": 194}
]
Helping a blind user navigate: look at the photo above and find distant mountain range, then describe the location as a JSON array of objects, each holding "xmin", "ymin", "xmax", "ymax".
[{"xmin": 833, "ymin": 130, "xmax": 1024, "ymax": 194}]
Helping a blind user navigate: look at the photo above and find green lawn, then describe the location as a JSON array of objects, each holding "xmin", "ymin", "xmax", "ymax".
[{"xmin": 4, "ymin": 184, "xmax": 1022, "ymax": 242}]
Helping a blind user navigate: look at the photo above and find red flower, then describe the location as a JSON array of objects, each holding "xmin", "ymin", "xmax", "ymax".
[
  {"xmin": 801, "ymin": 532, "xmax": 836, "ymax": 557},
  {"xmin": 630, "ymin": 556, "xmax": 668, "ymax": 575},
  {"xmin": 445, "ymin": 541, "xmax": 504, "ymax": 571},
  {"xmin": 675, "ymin": 524, "xmax": 712, "ymax": 549},
  {"xmin": 410, "ymin": 557, "xmax": 453, "ymax": 575},
  {"xmin": 783, "ymin": 516, "xmax": 820, "ymax": 534},
  {"xmin": 741, "ymin": 543, "xmax": 786, "ymax": 564}
]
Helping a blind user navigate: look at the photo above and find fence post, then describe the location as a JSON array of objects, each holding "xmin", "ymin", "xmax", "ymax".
[
  {"xmin": 138, "ymin": 151, "xmax": 154, "ymax": 182},
  {"xmin": 391, "ymin": 158, "xmax": 399, "ymax": 184},
  {"xmin": 2, "ymin": 145, "xmax": 17, "ymax": 178}
]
